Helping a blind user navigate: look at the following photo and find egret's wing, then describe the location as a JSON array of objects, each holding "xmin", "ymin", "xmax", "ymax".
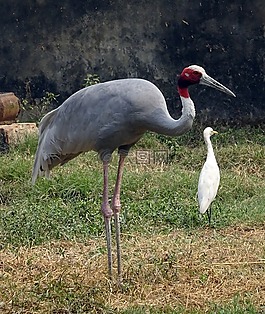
[{"xmin": 198, "ymin": 162, "xmax": 220, "ymax": 214}]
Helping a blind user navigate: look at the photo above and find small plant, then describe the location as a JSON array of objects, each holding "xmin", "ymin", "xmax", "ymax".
[
  {"xmin": 83, "ymin": 74, "xmax": 100, "ymax": 87},
  {"xmin": 39, "ymin": 91, "xmax": 59, "ymax": 109},
  {"xmin": 20, "ymin": 80, "xmax": 59, "ymax": 123}
]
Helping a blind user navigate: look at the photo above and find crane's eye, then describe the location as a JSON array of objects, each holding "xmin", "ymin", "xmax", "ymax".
[{"xmin": 193, "ymin": 71, "xmax": 200, "ymax": 75}]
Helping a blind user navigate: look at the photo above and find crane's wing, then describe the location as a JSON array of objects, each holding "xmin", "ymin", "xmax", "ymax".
[{"xmin": 197, "ymin": 162, "xmax": 220, "ymax": 214}]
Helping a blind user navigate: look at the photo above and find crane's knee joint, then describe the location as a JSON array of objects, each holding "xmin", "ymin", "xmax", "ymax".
[
  {"xmin": 100, "ymin": 151, "xmax": 112, "ymax": 163},
  {"xmin": 101, "ymin": 204, "xmax": 113, "ymax": 218}
]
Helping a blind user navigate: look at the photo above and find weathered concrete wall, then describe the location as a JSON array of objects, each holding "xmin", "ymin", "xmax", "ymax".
[{"xmin": 0, "ymin": 0, "xmax": 264, "ymax": 125}]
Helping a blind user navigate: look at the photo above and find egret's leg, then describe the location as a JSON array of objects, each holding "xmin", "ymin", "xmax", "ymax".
[
  {"xmin": 218, "ymin": 203, "xmax": 222, "ymax": 214},
  {"xmin": 101, "ymin": 161, "xmax": 113, "ymax": 279},
  {"xmin": 206, "ymin": 207, "xmax": 212, "ymax": 225},
  {"xmin": 112, "ymin": 154, "xmax": 126, "ymax": 283}
]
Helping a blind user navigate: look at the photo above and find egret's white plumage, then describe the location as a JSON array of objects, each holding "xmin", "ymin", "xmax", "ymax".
[{"xmin": 198, "ymin": 127, "xmax": 220, "ymax": 223}]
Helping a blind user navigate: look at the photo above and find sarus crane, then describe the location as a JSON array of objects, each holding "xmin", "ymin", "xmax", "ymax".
[{"xmin": 32, "ymin": 65, "xmax": 235, "ymax": 282}]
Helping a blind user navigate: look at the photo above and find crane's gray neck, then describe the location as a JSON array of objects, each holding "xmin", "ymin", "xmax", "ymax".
[
  {"xmin": 150, "ymin": 96, "xmax": 196, "ymax": 136},
  {"xmin": 178, "ymin": 96, "xmax": 196, "ymax": 134}
]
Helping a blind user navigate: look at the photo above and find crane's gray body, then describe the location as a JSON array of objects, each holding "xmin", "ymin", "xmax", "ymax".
[{"xmin": 32, "ymin": 78, "xmax": 193, "ymax": 182}]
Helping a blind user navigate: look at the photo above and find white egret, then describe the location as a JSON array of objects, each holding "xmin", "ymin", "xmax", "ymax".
[{"xmin": 198, "ymin": 127, "xmax": 220, "ymax": 223}]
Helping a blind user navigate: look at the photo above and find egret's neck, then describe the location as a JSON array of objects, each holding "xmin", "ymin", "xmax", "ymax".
[{"xmin": 205, "ymin": 137, "xmax": 215, "ymax": 159}]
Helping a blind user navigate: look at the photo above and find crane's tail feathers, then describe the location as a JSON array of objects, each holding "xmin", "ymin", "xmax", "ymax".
[
  {"xmin": 32, "ymin": 109, "xmax": 60, "ymax": 184},
  {"xmin": 32, "ymin": 151, "xmax": 56, "ymax": 184},
  {"xmin": 32, "ymin": 149, "xmax": 81, "ymax": 184}
]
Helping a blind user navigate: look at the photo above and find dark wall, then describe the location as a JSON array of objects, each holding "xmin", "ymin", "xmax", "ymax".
[{"xmin": 0, "ymin": 0, "xmax": 264, "ymax": 125}]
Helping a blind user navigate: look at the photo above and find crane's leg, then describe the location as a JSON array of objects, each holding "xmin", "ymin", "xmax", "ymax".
[
  {"xmin": 102, "ymin": 161, "xmax": 113, "ymax": 279},
  {"xmin": 112, "ymin": 153, "xmax": 126, "ymax": 284}
]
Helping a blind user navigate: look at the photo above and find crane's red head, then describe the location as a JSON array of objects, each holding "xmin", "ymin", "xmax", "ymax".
[
  {"xmin": 177, "ymin": 65, "xmax": 236, "ymax": 98},
  {"xmin": 177, "ymin": 65, "xmax": 204, "ymax": 98},
  {"xmin": 179, "ymin": 66, "xmax": 204, "ymax": 86}
]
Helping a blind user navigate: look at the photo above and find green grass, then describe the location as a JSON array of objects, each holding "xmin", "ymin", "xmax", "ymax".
[
  {"xmin": 119, "ymin": 299, "xmax": 258, "ymax": 314},
  {"xmin": 0, "ymin": 125, "xmax": 264, "ymax": 313},
  {"xmin": 1, "ymin": 126, "xmax": 264, "ymax": 246}
]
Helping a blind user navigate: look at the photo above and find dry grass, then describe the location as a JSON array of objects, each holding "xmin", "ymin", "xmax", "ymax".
[{"xmin": 1, "ymin": 224, "xmax": 265, "ymax": 313}]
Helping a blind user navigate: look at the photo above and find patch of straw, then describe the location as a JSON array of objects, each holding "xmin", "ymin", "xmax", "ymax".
[{"xmin": 0, "ymin": 225, "xmax": 264, "ymax": 312}]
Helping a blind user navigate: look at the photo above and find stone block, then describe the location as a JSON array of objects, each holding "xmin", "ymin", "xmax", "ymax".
[{"xmin": 0, "ymin": 123, "xmax": 38, "ymax": 152}]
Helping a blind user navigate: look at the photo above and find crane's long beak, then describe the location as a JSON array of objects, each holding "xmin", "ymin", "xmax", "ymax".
[{"xmin": 200, "ymin": 74, "xmax": 236, "ymax": 97}]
